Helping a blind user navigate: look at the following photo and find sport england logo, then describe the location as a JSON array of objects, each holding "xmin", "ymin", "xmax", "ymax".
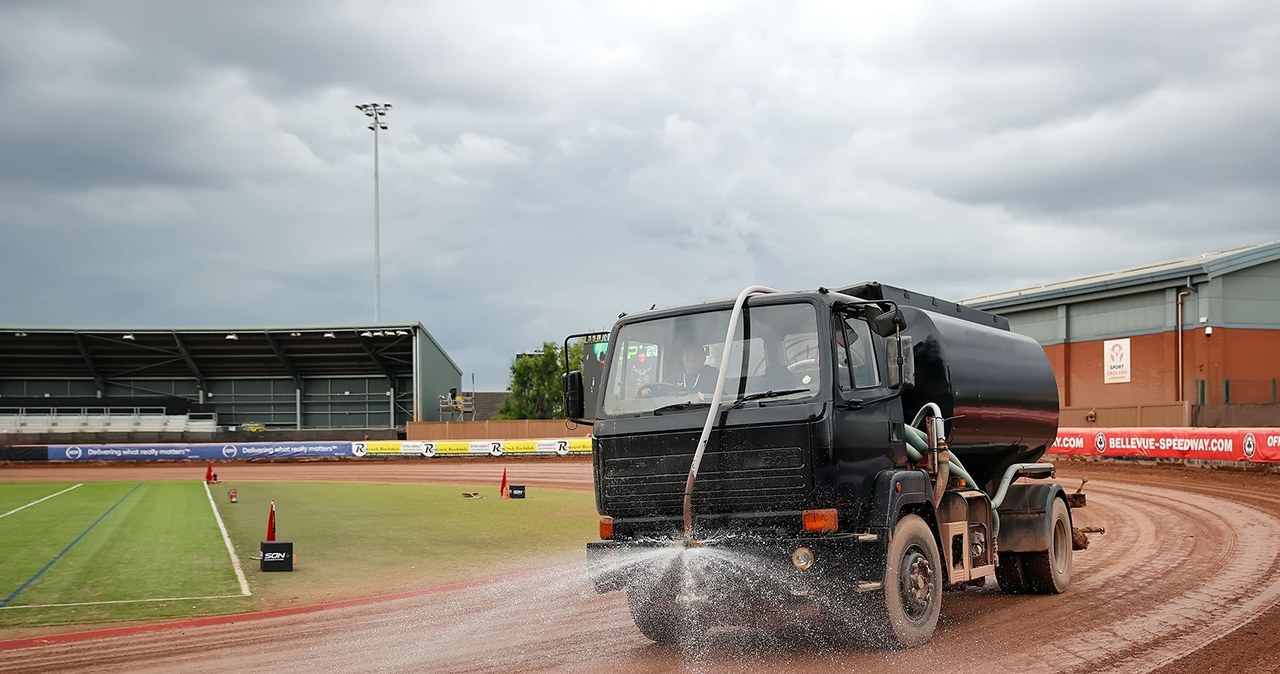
[
  {"xmin": 65, "ymin": 446, "xmax": 82, "ymax": 460},
  {"xmin": 1245, "ymin": 433, "xmax": 1257, "ymax": 459},
  {"xmin": 222, "ymin": 445, "xmax": 238, "ymax": 459},
  {"xmin": 1094, "ymin": 432, "xmax": 1107, "ymax": 454}
]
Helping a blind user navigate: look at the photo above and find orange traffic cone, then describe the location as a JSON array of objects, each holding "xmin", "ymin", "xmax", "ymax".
[{"xmin": 500, "ymin": 468, "xmax": 509, "ymax": 499}]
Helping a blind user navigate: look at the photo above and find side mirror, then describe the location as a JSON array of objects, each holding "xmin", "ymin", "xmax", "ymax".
[
  {"xmin": 871, "ymin": 308, "xmax": 906, "ymax": 338},
  {"xmin": 563, "ymin": 371, "xmax": 585, "ymax": 420},
  {"xmin": 886, "ymin": 335, "xmax": 915, "ymax": 390}
]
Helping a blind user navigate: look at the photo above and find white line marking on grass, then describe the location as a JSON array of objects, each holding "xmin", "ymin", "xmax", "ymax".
[
  {"xmin": 0, "ymin": 594, "xmax": 244, "ymax": 610},
  {"xmin": 0, "ymin": 483, "xmax": 83, "ymax": 519},
  {"xmin": 203, "ymin": 481, "xmax": 251, "ymax": 596}
]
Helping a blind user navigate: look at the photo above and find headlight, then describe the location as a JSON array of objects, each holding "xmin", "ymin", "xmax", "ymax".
[{"xmin": 791, "ymin": 546, "xmax": 816, "ymax": 571}]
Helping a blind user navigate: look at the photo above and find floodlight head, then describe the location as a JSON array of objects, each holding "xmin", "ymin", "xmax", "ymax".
[
  {"xmin": 360, "ymin": 331, "xmax": 373, "ymax": 337},
  {"xmin": 323, "ymin": 332, "xmax": 336, "ymax": 338},
  {"xmin": 122, "ymin": 334, "xmax": 135, "ymax": 340},
  {"xmin": 225, "ymin": 333, "xmax": 239, "ymax": 340}
]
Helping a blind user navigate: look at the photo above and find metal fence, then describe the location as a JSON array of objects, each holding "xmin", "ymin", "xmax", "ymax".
[{"xmin": 1059, "ymin": 402, "xmax": 1192, "ymax": 428}]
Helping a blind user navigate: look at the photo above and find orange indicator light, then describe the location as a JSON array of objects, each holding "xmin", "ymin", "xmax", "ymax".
[{"xmin": 802, "ymin": 509, "xmax": 838, "ymax": 533}]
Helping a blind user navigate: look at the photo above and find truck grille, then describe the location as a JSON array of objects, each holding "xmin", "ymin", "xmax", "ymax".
[{"xmin": 599, "ymin": 429, "xmax": 812, "ymax": 516}]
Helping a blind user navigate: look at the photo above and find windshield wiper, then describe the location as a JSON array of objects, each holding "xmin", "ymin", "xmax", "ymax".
[
  {"xmin": 726, "ymin": 388, "xmax": 811, "ymax": 410},
  {"xmin": 652, "ymin": 400, "xmax": 710, "ymax": 415}
]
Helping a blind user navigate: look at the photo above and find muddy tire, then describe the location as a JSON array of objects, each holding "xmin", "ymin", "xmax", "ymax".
[
  {"xmin": 626, "ymin": 583, "xmax": 704, "ymax": 645},
  {"xmin": 869, "ymin": 514, "xmax": 942, "ymax": 648},
  {"xmin": 1023, "ymin": 498, "xmax": 1072, "ymax": 594}
]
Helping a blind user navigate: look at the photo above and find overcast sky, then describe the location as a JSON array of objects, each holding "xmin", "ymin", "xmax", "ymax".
[{"xmin": 1, "ymin": 1, "xmax": 1277, "ymax": 389}]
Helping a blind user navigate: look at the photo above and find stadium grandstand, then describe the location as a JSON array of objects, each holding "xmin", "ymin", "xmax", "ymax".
[{"xmin": 0, "ymin": 324, "xmax": 460, "ymax": 445}]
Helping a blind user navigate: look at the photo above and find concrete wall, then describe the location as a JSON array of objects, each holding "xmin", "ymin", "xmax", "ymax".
[
  {"xmin": 1221, "ymin": 259, "xmax": 1280, "ymax": 328},
  {"xmin": 414, "ymin": 327, "xmax": 463, "ymax": 422}
]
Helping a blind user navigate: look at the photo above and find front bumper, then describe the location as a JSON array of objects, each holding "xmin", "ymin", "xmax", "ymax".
[{"xmin": 585, "ymin": 530, "xmax": 889, "ymax": 600}]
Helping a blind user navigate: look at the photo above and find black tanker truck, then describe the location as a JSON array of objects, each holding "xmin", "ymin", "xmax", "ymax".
[{"xmin": 562, "ymin": 282, "xmax": 1085, "ymax": 648}]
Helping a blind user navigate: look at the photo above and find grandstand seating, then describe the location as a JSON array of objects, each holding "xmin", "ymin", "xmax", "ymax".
[
  {"xmin": 0, "ymin": 407, "xmax": 218, "ymax": 434},
  {"xmin": 186, "ymin": 414, "xmax": 218, "ymax": 432}
]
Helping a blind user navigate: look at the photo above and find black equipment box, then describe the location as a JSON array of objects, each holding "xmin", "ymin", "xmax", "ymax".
[
  {"xmin": 508, "ymin": 484, "xmax": 526, "ymax": 499},
  {"xmin": 260, "ymin": 540, "xmax": 294, "ymax": 572}
]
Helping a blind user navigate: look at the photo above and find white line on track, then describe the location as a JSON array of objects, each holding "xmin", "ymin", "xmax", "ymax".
[
  {"xmin": 203, "ymin": 481, "xmax": 252, "ymax": 596},
  {"xmin": 0, "ymin": 483, "xmax": 83, "ymax": 519},
  {"xmin": 0, "ymin": 594, "xmax": 244, "ymax": 610}
]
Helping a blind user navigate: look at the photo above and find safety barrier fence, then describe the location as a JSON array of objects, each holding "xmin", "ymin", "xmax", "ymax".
[
  {"xmin": 3, "ymin": 429, "xmax": 1279, "ymax": 463},
  {"xmin": 1049, "ymin": 427, "xmax": 1280, "ymax": 463},
  {"xmin": 4, "ymin": 438, "xmax": 594, "ymax": 462}
]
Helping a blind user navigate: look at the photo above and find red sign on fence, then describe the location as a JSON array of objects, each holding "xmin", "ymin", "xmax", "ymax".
[{"xmin": 1050, "ymin": 427, "xmax": 1280, "ymax": 462}]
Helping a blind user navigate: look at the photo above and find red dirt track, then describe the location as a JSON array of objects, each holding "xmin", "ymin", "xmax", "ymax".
[{"xmin": 4, "ymin": 458, "xmax": 1280, "ymax": 673}]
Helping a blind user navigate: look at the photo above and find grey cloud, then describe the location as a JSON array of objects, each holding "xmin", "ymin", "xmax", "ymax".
[{"xmin": 1, "ymin": 1, "xmax": 1277, "ymax": 388}]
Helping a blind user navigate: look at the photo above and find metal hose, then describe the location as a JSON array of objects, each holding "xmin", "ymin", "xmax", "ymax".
[
  {"xmin": 683, "ymin": 285, "xmax": 779, "ymax": 541},
  {"xmin": 933, "ymin": 448, "xmax": 950, "ymax": 506},
  {"xmin": 904, "ymin": 424, "xmax": 977, "ymax": 490}
]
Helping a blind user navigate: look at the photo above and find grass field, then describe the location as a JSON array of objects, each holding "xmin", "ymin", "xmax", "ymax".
[{"xmin": 0, "ymin": 479, "xmax": 598, "ymax": 632}]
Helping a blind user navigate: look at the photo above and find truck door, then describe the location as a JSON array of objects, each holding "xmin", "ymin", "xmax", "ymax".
[{"xmin": 830, "ymin": 313, "xmax": 905, "ymax": 506}]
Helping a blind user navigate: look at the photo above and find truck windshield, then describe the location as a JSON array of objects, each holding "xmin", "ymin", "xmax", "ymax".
[{"xmin": 600, "ymin": 302, "xmax": 820, "ymax": 416}]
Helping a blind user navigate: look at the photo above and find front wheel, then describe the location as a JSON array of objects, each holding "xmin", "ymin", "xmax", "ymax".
[
  {"xmin": 871, "ymin": 514, "xmax": 943, "ymax": 648},
  {"xmin": 626, "ymin": 581, "xmax": 705, "ymax": 645}
]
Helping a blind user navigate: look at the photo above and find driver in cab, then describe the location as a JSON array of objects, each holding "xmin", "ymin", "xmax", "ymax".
[{"xmin": 674, "ymin": 342, "xmax": 718, "ymax": 397}]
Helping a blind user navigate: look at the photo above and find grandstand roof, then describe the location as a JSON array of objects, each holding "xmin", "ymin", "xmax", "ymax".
[
  {"xmin": 963, "ymin": 240, "xmax": 1280, "ymax": 312},
  {"xmin": 0, "ymin": 324, "xmax": 441, "ymax": 383}
]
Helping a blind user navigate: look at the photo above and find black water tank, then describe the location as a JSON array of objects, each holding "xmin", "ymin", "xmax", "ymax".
[{"xmin": 898, "ymin": 307, "xmax": 1060, "ymax": 494}]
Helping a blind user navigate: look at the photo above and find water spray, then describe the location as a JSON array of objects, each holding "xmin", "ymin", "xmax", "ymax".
[{"xmin": 681, "ymin": 285, "xmax": 779, "ymax": 543}]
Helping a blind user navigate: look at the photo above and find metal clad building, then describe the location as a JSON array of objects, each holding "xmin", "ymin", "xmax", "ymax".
[
  {"xmin": 0, "ymin": 324, "xmax": 461, "ymax": 430},
  {"xmin": 964, "ymin": 241, "xmax": 1280, "ymax": 418}
]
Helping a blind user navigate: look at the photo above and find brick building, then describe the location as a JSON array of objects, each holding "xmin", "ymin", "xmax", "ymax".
[{"xmin": 964, "ymin": 241, "xmax": 1280, "ymax": 426}]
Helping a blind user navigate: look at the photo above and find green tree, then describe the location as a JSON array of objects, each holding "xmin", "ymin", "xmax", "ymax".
[{"xmin": 497, "ymin": 341, "xmax": 582, "ymax": 419}]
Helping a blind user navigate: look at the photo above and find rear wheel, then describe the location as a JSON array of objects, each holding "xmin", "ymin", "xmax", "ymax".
[
  {"xmin": 869, "ymin": 514, "xmax": 942, "ymax": 648},
  {"xmin": 996, "ymin": 498, "xmax": 1072, "ymax": 595},
  {"xmin": 1023, "ymin": 498, "xmax": 1072, "ymax": 593}
]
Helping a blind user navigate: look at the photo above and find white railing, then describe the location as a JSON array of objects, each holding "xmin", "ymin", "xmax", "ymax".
[{"xmin": 438, "ymin": 393, "xmax": 477, "ymax": 421}]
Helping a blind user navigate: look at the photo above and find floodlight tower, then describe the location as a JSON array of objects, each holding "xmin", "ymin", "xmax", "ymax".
[{"xmin": 355, "ymin": 102, "xmax": 392, "ymax": 322}]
